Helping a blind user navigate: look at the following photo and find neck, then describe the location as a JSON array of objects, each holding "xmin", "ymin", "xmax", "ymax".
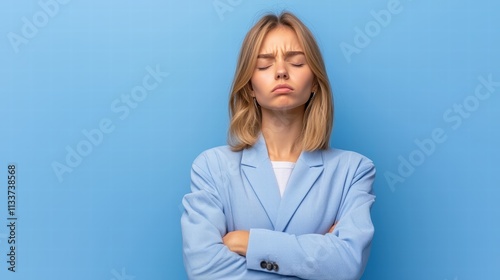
[{"xmin": 261, "ymin": 106, "xmax": 304, "ymax": 162}]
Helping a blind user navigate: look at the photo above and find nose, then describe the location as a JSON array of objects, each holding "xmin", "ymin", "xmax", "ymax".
[{"xmin": 275, "ymin": 62, "xmax": 289, "ymax": 80}]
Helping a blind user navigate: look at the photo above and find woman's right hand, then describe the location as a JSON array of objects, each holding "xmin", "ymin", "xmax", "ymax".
[{"xmin": 328, "ymin": 223, "xmax": 337, "ymax": 233}]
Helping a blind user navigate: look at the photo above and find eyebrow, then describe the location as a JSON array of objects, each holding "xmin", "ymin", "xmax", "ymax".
[{"xmin": 257, "ymin": 51, "xmax": 305, "ymax": 59}]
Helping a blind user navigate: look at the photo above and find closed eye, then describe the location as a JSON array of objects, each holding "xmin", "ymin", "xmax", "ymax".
[
  {"xmin": 257, "ymin": 65, "xmax": 272, "ymax": 70},
  {"xmin": 291, "ymin": 63, "xmax": 304, "ymax": 67}
]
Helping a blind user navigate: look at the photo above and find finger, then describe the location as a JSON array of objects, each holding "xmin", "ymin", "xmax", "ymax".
[{"xmin": 328, "ymin": 223, "xmax": 337, "ymax": 233}]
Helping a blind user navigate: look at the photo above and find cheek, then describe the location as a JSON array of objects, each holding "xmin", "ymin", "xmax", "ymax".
[
  {"xmin": 250, "ymin": 73, "xmax": 267, "ymax": 93},
  {"xmin": 297, "ymin": 71, "xmax": 315, "ymax": 91},
  {"xmin": 304, "ymin": 70, "xmax": 315, "ymax": 90}
]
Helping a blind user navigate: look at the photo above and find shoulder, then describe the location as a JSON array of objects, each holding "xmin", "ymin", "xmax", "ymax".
[
  {"xmin": 320, "ymin": 149, "xmax": 376, "ymax": 194},
  {"xmin": 321, "ymin": 148, "xmax": 375, "ymax": 173},
  {"xmin": 192, "ymin": 145, "xmax": 242, "ymax": 173}
]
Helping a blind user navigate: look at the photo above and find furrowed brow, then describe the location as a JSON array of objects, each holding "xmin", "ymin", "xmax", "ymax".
[
  {"xmin": 284, "ymin": 51, "xmax": 305, "ymax": 59},
  {"xmin": 257, "ymin": 53, "xmax": 275, "ymax": 59},
  {"xmin": 257, "ymin": 51, "xmax": 305, "ymax": 59}
]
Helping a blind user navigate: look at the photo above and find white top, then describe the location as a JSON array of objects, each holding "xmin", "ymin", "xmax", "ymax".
[{"xmin": 271, "ymin": 161, "xmax": 296, "ymax": 197}]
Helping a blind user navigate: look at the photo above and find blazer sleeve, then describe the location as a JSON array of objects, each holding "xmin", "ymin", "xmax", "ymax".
[
  {"xmin": 181, "ymin": 152, "xmax": 301, "ymax": 280},
  {"xmin": 246, "ymin": 157, "xmax": 376, "ymax": 280}
]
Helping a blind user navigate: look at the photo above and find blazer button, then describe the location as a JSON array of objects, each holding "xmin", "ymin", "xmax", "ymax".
[
  {"xmin": 266, "ymin": 262, "xmax": 274, "ymax": 271},
  {"xmin": 273, "ymin": 263, "xmax": 279, "ymax": 272},
  {"xmin": 260, "ymin": 261, "xmax": 268, "ymax": 269}
]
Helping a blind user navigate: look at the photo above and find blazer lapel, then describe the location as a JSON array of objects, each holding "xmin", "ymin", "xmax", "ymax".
[
  {"xmin": 275, "ymin": 150, "xmax": 324, "ymax": 232},
  {"xmin": 241, "ymin": 136, "xmax": 281, "ymax": 229}
]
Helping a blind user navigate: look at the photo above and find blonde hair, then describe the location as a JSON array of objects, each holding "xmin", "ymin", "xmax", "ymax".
[{"xmin": 228, "ymin": 12, "xmax": 334, "ymax": 151}]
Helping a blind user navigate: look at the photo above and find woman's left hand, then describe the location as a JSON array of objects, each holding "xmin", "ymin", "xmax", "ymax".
[{"xmin": 223, "ymin": 230, "xmax": 249, "ymax": 256}]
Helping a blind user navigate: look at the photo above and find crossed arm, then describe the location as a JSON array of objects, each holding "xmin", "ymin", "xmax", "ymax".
[
  {"xmin": 181, "ymin": 155, "xmax": 375, "ymax": 280},
  {"xmin": 223, "ymin": 224, "xmax": 337, "ymax": 256}
]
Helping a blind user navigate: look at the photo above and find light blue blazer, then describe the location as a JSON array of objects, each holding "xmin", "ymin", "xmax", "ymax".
[{"xmin": 181, "ymin": 136, "xmax": 376, "ymax": 280}]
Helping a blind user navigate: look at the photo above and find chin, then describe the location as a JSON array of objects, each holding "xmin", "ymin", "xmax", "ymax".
[{"xmin": 266, "ymin": 103, "xmax": 307, "ymax": 112}]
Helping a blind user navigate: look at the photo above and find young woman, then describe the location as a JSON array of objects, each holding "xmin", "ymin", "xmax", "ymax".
[{"xmin": 181, "ymin": 12, "xmax": 376, "ymax": 280}]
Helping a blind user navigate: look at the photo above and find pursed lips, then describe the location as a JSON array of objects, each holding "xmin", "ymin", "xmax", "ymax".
[{"xmin": 272, "ymin": 84, "xmax": 294, "ymax": 93}]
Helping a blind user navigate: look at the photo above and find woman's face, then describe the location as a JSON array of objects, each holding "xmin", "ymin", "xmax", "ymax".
[{"xmin": 250, "ymin": 26, "xmax": 315, "ymax": 113}]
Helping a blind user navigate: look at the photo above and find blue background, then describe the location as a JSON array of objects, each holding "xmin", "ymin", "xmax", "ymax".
[{"xmin": 1, "ymin": 0, "xmax": 499, "ymax": 279}]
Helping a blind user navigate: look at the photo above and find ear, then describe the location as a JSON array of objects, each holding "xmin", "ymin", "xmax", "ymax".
[
  {"xmin": 311, "ymin": 78, "xmax": 319, "ymax": 93},
  {"xmin": 248, "ymin": 81, "xmax": 255, "ymax": 96},
  {"xmin": 311, "ymin": 84, "xmax": 318, "ymax": 94}
]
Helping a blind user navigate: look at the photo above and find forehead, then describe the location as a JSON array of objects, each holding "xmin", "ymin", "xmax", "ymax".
[{"xmin": 258, "ymin": 26, "xmax": 303, "ymax": 53}]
